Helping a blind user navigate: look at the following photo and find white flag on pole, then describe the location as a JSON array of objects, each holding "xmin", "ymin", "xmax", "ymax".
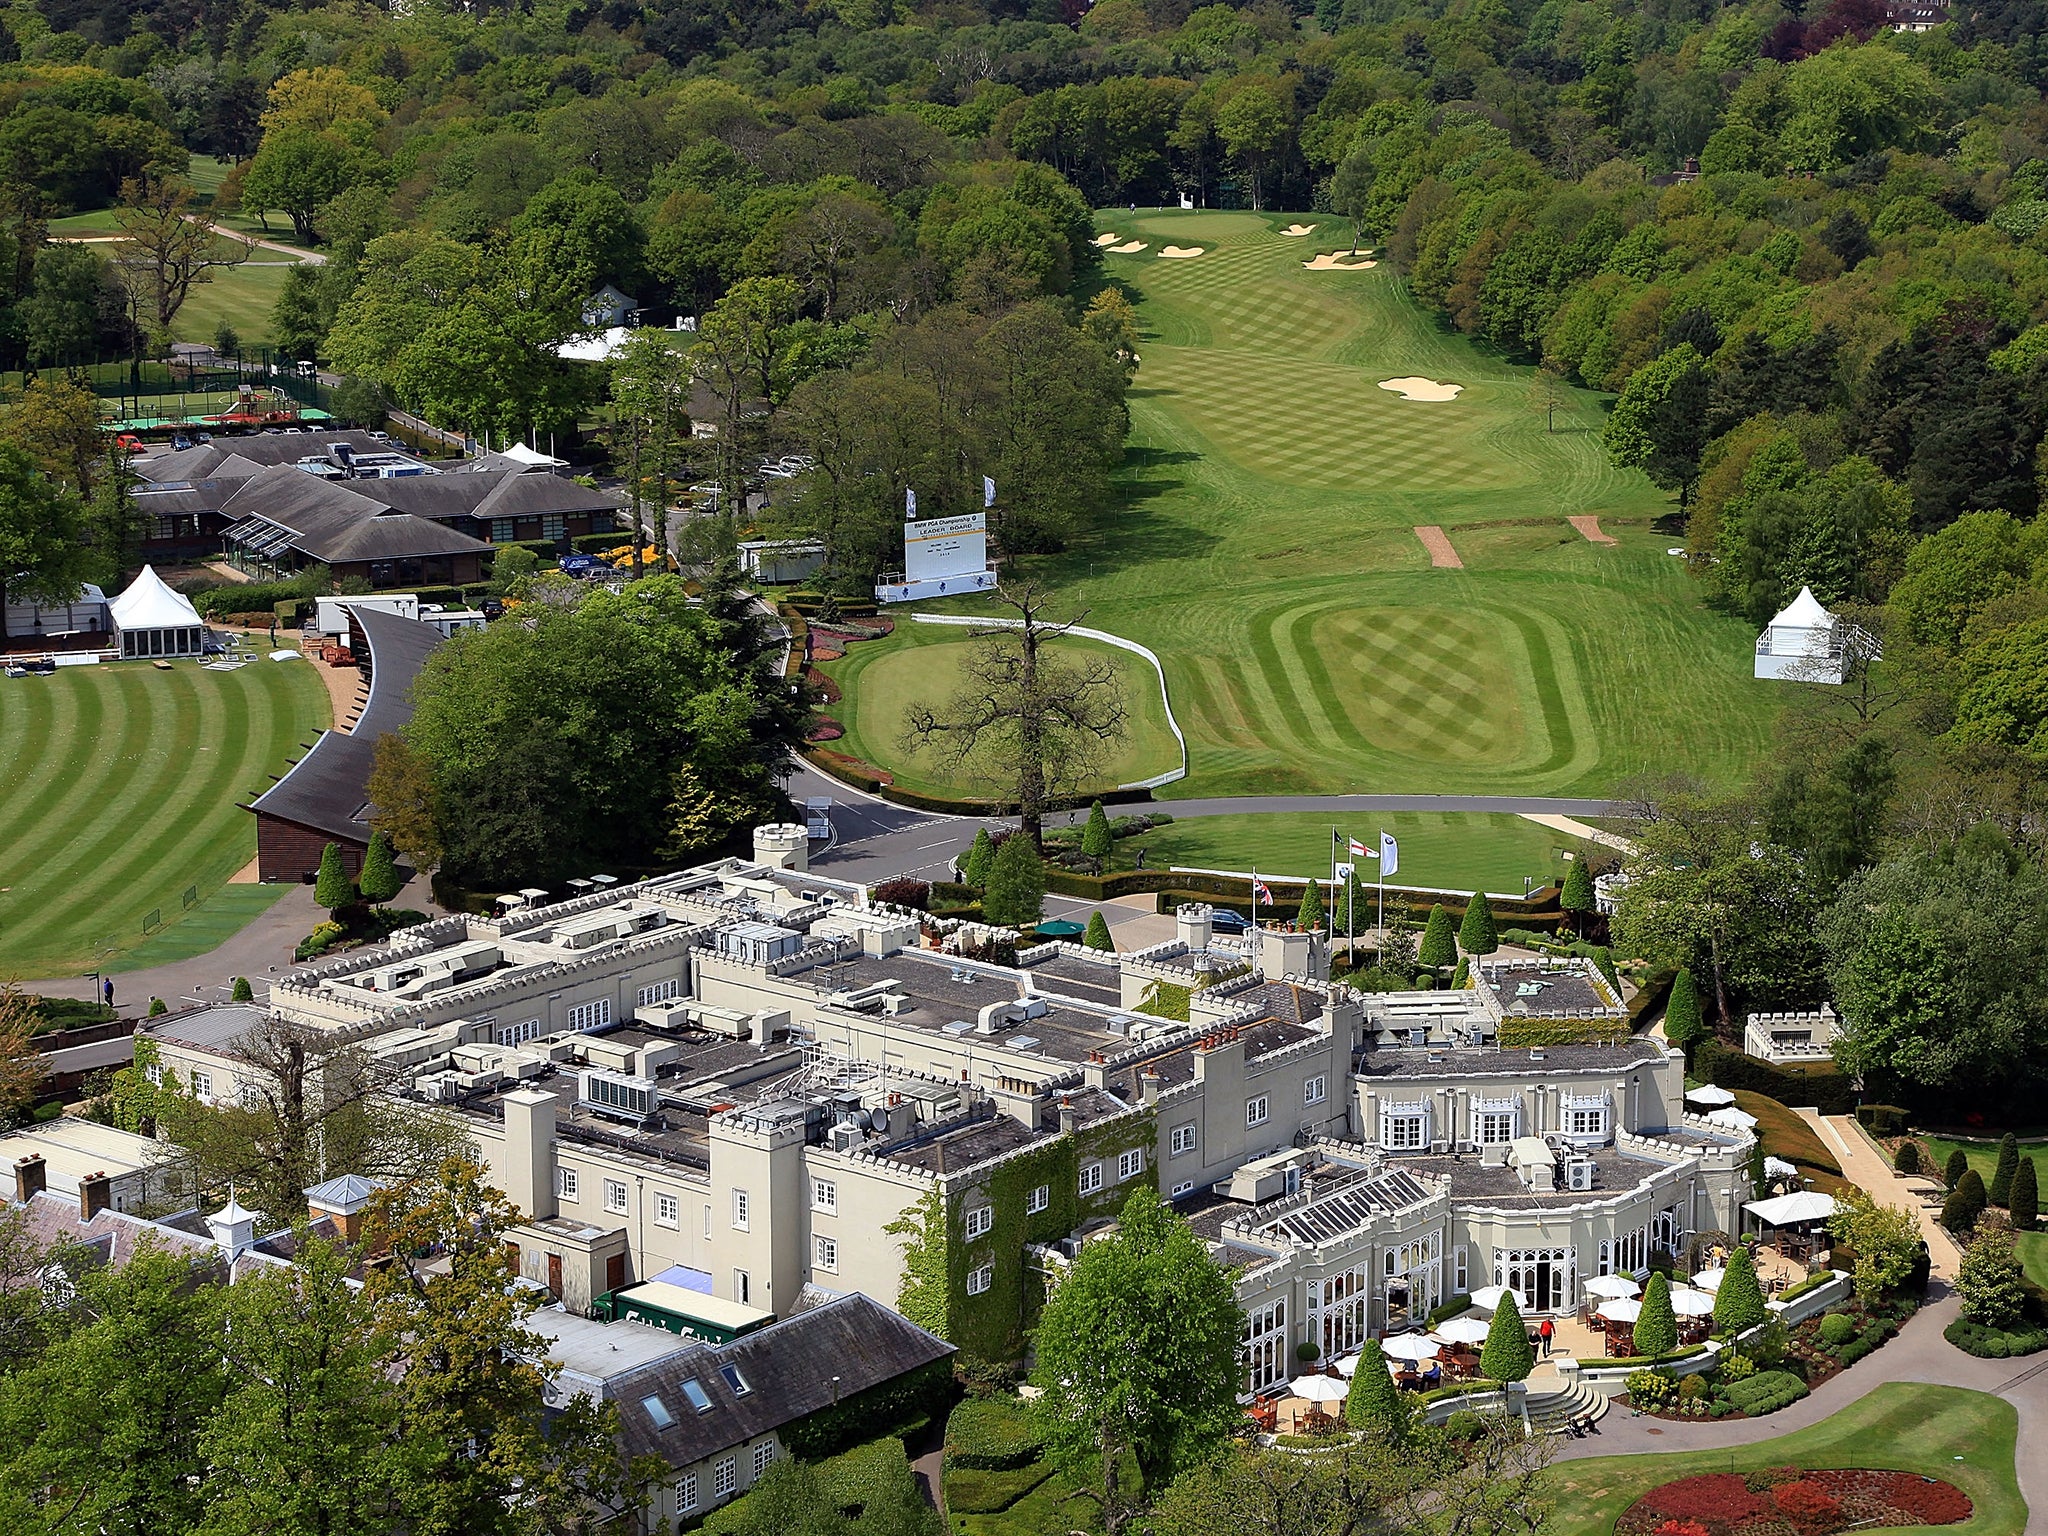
[
  {"xmin": 1379, "ymin": 833, "xmax": 1400, "ymax": 878},
  {"xmin": 906, "ymin": 488, "xmax": 917, "ymax": 519},
  {"xmin": 1335, "ymin": 862, "xmax": 1355, "ymax": 881},
  {"xmin": 983, "ymin": 476, "xmax": 996, "ymax": 508}
]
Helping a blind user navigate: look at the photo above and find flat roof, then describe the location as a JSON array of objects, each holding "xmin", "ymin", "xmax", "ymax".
[
  {"xmin": 528, "ymin": 1308, "xmax": 700, "ymax": 1385},
  {"xmin": 615, "ymin": 1281, "xmax": 773, "ymax": 1330},
  {"xmin": 1356, "ymin": 1038, "xmax": 1663, "ymax": 1080},
  {"xmin": 1, "ymin": 1117, "xmax": 160, "ymax": 1182}
]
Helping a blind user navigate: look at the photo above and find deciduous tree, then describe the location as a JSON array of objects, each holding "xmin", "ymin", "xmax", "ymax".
[
  {"xmin": 903, "ymin": 580, "xmax": 1127, "ymax": 849},
  {"xmin": 114, "ymin": 176, "xmax": 249, "ymax": 332},
  {"xmin": 1032, "ymin": 1186, "xmax": 1243, "ymax": 1532},
  {"xmin": 1955, "ymin": 1230, "xmax": 2026, "ymax": 1329}
]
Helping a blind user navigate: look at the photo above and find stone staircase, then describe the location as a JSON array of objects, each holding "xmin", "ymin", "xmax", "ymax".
[{"xmin": 1522, "ymin": 1378, "xmax": 1609, "ymax": 1436}]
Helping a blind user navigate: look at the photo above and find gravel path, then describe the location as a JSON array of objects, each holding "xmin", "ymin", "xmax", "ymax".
[{"xmin": 1413, "ymin": 525, "xmax": 1464, "ymax": 567}]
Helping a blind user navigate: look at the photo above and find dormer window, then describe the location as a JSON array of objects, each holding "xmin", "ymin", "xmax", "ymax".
[{"xmin": 1381, "ymin": 1105, "xmax": 1429, "ymax": 1151}]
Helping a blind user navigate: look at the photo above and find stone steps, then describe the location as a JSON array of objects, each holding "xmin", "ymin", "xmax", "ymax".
[{"xmin": 1522, "ymin": 1378, "xmax": 1609, "ymax": 1437}]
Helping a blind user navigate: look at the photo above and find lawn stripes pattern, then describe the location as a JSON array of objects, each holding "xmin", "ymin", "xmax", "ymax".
[
  {"xmin": 0, "ymin": 662, "xmax": 329, "ymax": 975},
  {"xmin": 854, "ymin": 210, "xmax": 1780, "ymax": 801}
]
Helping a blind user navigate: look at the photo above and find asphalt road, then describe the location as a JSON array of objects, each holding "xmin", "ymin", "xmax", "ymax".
[{"xmin": 793, "ymin": 764, "xmax": 1622, "ymax": 884}]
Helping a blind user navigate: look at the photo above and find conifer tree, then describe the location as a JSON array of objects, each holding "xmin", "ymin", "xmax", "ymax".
[
  {"xmin": 1416, "ymin": 904, "xmax": 1456, "ymax": 971},
  {"xmin": 1081, "ymin": 799, "xmax": 1113, "ymax": 860},
  {"xmin": 2010, "ymin": 1156, "xmax": 2038, "ymax": 1232},
  {"xmin": 1560, "ymin": 858, "xmax": 1596, "ymax": 929},
  {"xmin": 1713, "ymin": 1246, "xmax": 1767, "ymax": 1333},
  {"xmin": 230, "ymin": 977, "xmax": 253, "ymax": 1003},
  {"xmin": 1941, "ymin": 1169, "xmax": 1987, "ymax": 1235},
  {"xmin": 1633, "ymin": 1272, "xmax": 1677, "ymax": 1357},
  {"xmin": 358, "ymin": 829, "xmax": 402, "ymax": 905},
  {"xmin": 1343, "ymin": 1339, "xmax": 1409, "ymax": 1439},
  {"xmin": 1295, "ymin": 875, "xmax": 1324, "ymax": 931},
  {"xmin": 962, "ymin": 828, "xmax": 994, "ymax": 887},
  {"xmin": 1480, "ymin": 1293, "xmax": 1534, "ymax": 1383},
  {"xmin": 1663, "ymin": 968, "xmax": 1703, "ymax": 1049},
  {"xmin": 1945, "ymin": 1148, "xmax": 1969, "ymax": 1189},
  {"xmin": 1750, "ymin": 1139, "xmax": 1771, "ymax": 1198},
  {"xmin": 1458, "ymin": 892, "xmax": 1499, "ymax": 956},
  {"xmin": 314, "ymin": 842, "xmax": 355, "ymax": 914},
  {"xmin": 982, "ymin": 834, "xmax": 1045, "ymax": 928},
  {"xmin": 1083, "ymin": 911, "xmax": 1114, "ymax": 951},
  {"xmin": 1991, "ymin": 1133, "xmax": 2019, "ymax": 1207}
]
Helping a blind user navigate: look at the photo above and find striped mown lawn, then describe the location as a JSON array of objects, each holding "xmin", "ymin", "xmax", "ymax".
[
  {"xmin": 0, "ymin": 659, "xmax": 330, "ymax": 977},
  {"xmin": 877, "ymin": 211, "xmax": 1783, "ymax": 800}
]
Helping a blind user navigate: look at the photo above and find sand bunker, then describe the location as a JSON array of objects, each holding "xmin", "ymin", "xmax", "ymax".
[
  {"xmin": 1378, "ymin": 376, "xmax": 1463, "ymax": 402},
  {"xmin": 1280, "ymin": 223, "xmax": 1318, "ymax": 237},
  {"xmin": 1303, "ymin": 252, "xmax": 1377, "ymax": 271},
  {"xmin": 1414, "ymin": 526, "xmax": 1463, "ymax": 569},
  {"xmin": 1568, "ymin": 515, "xmax": 1617, "ymax": 546},
  {"xmin": 1092, "ymin": 232, "xmax": 1122, "ymax": 248},
  {"xmin": 1110, "ymin": 240, "xmax": 1148, "ymax": 254},
  {"xmin": 1158, "ymin": 245, "xmax": 1206, "ymax": 259}
]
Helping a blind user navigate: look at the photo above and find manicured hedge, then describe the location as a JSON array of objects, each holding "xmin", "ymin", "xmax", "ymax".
[
  {"xmin": 943, "ymin": 1396, "xmax": 1046, "ymax": 1471},
  {"xmin": 1944, "ymin": 1319, "xmax": 2048, "ymax": 1358},
  {"xmin": 946, "ymin": 1461, "xmax": 1056, "ymax": 1514},
  {"xmin": 1720, "ymin": 1370, "xmax": 1809, "ymax": 1416},
  {"xmin": 1695, "ymin": 1039, "xmax": 1855, "ymax": 1115},
  {"xmin": 1428, "ymin": 1293, "xmax": 1473, "ymax": 1325},
  {"xmin": 1857, "ymin": 1104, "xmax": 1909, "ymax": 1136}
]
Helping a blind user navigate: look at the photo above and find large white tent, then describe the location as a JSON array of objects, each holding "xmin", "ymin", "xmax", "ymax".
[{"xmin": 110, "ymin": 565, "xmax": 205, "ymax": 658}]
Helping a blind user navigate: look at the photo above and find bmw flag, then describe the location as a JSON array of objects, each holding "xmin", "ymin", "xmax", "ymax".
[
  {"xmin": 1379, "ymin": 832, "xmax": 1400, "ymax": 878},
  {"xmin": 984, "ymin": 476, "xmax": 996, "ymax": 508}
]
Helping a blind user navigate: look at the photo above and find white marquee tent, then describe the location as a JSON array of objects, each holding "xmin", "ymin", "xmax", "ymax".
[
  {"xmin": 1755, "ymin": 586, "xmax": 1847, "ymax": 683},
  {"xmin": 110, "ymin": 565, "xmax": 205, "ymax": 658}
]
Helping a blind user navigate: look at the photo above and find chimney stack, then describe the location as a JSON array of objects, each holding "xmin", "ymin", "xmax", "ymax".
[
  {"xmin": 1058, "ymin": 1095, "xmax": 1077, "ymax": 1136},
  {"xmin": 13, "ymin": 1154, "xmax": 46, "ymax": 1205},
  {"xmin": 1140, "ymin": 1069, "xmax": 1161, "ymax": 1108},
  {"xmin": 79, "ymin": 1171, "xmax": 112, "ymax": 1223}
]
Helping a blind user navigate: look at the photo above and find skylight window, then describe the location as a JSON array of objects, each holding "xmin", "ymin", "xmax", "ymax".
[
  {"xmin": 679, "ymin": 1378, "xmax": 713, "ymax": 1413},
  {"xmin": 641, "ymin": 1395, "xmax": 674, "ymax": 1430},
  {"xmin": 719, "ymin": 1364, "xmax": 751, "ymax": 1396}
]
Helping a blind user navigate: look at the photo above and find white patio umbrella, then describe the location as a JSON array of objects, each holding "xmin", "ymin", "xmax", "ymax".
[
  {"xmin": 1469, "ymin": 1284, "xmax": 1521, "ymax": 1312},
  {"xmin": 1684, "ymin": 1085, "xmax": 1737, "ymax": 1107},
  {"xmin": 1708, "ymin": 1106, "xmax": 1760, "ymax": 1130},
  {"xmin": 1290, "ymin": 1374, "xmax": 1349, "ymax": 1402},
  {"xmin": 1595, "ymin": 1297, "xmax": 1643, "ymax": 1323},
  {"xmin": 1584, "ymin": 1274, "xmax": 1641, "ymax": 1300},
  {"xmin": 1333, "ymin": 1352, "xmax": 1364, "ymax": 1378},
  {"xmin": 1764, "ymin": 1156, "xmax": 1799, "ymax": 1180},
  {"xmin": 1432, "ymin": 1316, "xmax": 1493, "ymax": 1346},
  {"xmin": 1691, "ymin": 1268, "xmax": 1726, "ymax": 1291},
  {"xmin": 1746, "ymin": 1191, "xmax": 1840, "ymax": 1226},
  {"xmin": 1670, "ymin": 1288, "xmax": 1716, "ymax": 1317},
  {"xmin": 1381, "ymin": 1334, "xmax": 1441, "ymax": 1362}
]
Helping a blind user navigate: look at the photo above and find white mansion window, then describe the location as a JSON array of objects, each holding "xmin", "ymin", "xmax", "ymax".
[
  {"xmin": 1476, "ymin": 1111, "xmax": 1516, "ymax": 1144},
  {"xmin": 637, "ymin": 979, "xmax": 681, "ymax": 1007},
  {"xmin": 655, "ymin": 1192, "xmax": 679, "ymax": 1227},
  {"xmin": 603, "ymin": 1179, "xmax": 628, "ymax": 1214},
  {"xmin": 1170, "ymin": 1122, "xmax": 1196, "ymax": 1157},
  {"xmin": 1079, "ymin": 1162, "xmax": 1103, "ymax": 1195},
  {"xmin": 1243, "ymin": 1297, "xmax": 1288, "ymax": 1394},
  {"xmin": 566, "ymin": 998, "xmax": 612, "ymax": 1031},
  {"xmin": 1117, "ymin": 1148, "xmax": 1144, "ymax": 1182},
  {"xmin": 815, "ymin": 1235, "xmax": 838, "ymax": 1273},
  {"xmin": 1304, "ymin": 1075, "xmax": 1326, "ymax": 1105},
  {"xmin": 1566, "ymin": 1101, "xmax": 1608, "ymax": 1138},
  {"xmin": 967, "ymin": 1264, "xmax": 993, "ymax": 1295},
  {"xmin": 558, "ymin": 1167, "xmax": 579, "ymax": 1201},
  {"xmin": 714, "ymin": 1458, "xmax": 736, "ymax": 1498},
  {"xmin": 1246, "ymin": 1096, "xmax": 1269, "ymax": 1127},
  {"xmin": 1381, "ymin": 1104, "xmax": 1429, "ymax": 1151},
  {"xmin": 1027, "ymin": 1184, "xmax": 1048, "ymax": 1213},
  {"xmin": 964, "ymin": 1205, "xmax": 994, "ymax": 1240}
]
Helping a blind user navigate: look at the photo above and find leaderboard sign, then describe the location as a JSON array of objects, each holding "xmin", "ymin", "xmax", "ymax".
[
  {"xmin": 875, "ymin": 504, "xmax": 999, "ymax": 603},
  {"xmin": 904, "ymin": 513, "xmax": 988, "ymax": 583}
]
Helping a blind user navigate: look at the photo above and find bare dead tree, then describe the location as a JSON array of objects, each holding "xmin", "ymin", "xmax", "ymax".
[{"xmin": 902, "ymin": 579, "xmax": 1127, "ymax": 848}]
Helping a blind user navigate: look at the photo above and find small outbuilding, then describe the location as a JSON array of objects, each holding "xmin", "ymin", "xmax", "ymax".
[
  {"xmin": 110, "ymin": 565, "xmax": 206, "ymax": 658},
  {"xmin": 1755, "ymin": 586, "xmax": 1846, "ymax": 683}
]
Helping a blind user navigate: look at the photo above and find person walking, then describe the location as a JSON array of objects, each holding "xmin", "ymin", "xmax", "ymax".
[
  {"xmin": 102, "ymin": 976, "xmax": 115, "ymax": 1010},
  {"xmin": 1538, "ymin": 1317, "xmax": 1555, "ymax": 1358}
]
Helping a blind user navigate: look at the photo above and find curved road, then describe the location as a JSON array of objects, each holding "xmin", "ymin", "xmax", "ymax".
[{"xmin": 791, "ymin": 763, "xmax": 1622, "ymax": 881}]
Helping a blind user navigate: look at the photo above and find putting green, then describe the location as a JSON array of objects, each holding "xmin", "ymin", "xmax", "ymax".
[
  {"xmin": 822, "ymin": 625, "xmax": 1180, "ymax": 799},
  {"xmin": 0, "ymin": 658, "xmax": 331, "ymax": 977},
  {"xmin": 856, "ymin": 212, "xmax": 1780, "ymax": 800}
]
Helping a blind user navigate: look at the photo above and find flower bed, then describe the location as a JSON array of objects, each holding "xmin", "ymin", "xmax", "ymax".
[
  {"xmin": 806, "ymin": 715, "xmax": 845, "ymax": 742},
  {"xmin": 1617, "ymin": 1469, "xmax": 1971, "ymax": 1536}
]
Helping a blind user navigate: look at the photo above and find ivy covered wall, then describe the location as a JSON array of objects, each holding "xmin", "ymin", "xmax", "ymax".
[{"xmin": 895, "ymin": 1107, "xmax": 1159, "ymax": 1364}]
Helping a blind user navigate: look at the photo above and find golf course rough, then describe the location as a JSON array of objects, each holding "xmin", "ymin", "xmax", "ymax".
[{"xmin": 832, "ymin": 209, "xmax": 1780, "ymax": 801}]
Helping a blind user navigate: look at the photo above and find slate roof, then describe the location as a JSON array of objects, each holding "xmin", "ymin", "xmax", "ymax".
[
  {"xmin": 609, "ymin": 1292, "xmax": 953, "ymax": 1467},
  {"xmin": 222, "ymin": 466, "xmax": 495, "ymax": 565},
  {"xmin": 247, "ymin": 607, "xmax": 444, "ymax": 844}
]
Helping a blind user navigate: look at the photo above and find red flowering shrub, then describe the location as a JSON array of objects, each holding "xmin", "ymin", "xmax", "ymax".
[
  {"xmin": 1772, "ymin": 1480, "xmax": 1842, "ymax": 1530},
  {"xmin": 1619, "ymin": 1471, "xmax": 1969, "ymax": 1536}
]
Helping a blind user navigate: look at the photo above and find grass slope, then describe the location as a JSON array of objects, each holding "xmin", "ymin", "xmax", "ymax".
[
  {"xmin": 1114, "ymin": 809, "xmax": 1594, "ymax": 894},
  {"xmin": 821, "ymin": 625, "xmax": 1180, "ymax": 798},
  {"xmin": 876, "ymin": 211, "xmax": 1780, "ymax": 801},
  {"xmin": 0, "ymin": 659, "xmax": 330, "ymax": 977},
  {"xmin": 1544, "ymin": 1384, "xmax": 2024, "ymax": 1536}
]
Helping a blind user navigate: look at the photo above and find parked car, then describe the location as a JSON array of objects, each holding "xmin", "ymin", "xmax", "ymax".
[
  {"xmin": 479, "ymin": 597, "xmax": 505, "ymax": 620},
  {"xmin": 171, "ymin": 434, "xmax": 193, "ymax": 451},
  {"xmin": 1209, "ymin": 908, "xmax": 1253, "ymax": 934},
  {"xmin": 557, "ymin": 553, "xmax": 609, "ymax": 578}
]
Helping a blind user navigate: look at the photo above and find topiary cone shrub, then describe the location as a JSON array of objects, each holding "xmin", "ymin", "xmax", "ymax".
[
  {"xmin": 1991, "ymin": 1134, "xmax": 2019, "ymax": 1207},
  {"xmin": 1945, "ymin": 1148, "xmax": 1969, "ymax": 1189},
  {"xmin": 1941, "ymin": 1169, "xmax": 1988, "ymax": 1235},
  {"xmin": 2012, "ymin": 1156, "xmax": 2038, "ymax": 1233},
  {"xmin": 1480, "ymin": 1292, "xmax": 1535, "ymax": 1383},
  {"xmin": 1894, "ymin": 1140, "xmax": 1921, "ymax": 1175}
]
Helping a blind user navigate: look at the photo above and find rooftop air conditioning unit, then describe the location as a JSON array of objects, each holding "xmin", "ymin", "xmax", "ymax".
[
  {"xmin": 1565, "ymin": 1158, "xmax": 1595, "ymax": 1191},
  {"xmin": 580, "ymin": 1069, "xmax": 658, "ymax": 1126},
  {"xmin": 826, "ymin": 1122, "xmax": 863, "ymax": 1154}
]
